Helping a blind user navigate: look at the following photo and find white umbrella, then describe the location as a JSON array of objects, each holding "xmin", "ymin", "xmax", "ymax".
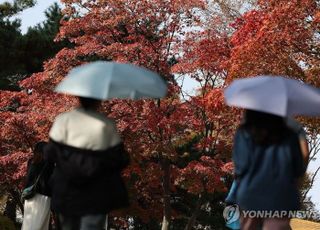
[
  {"xmin": 224, "ymin": 75, "xmax": 320, "ymax": 117},
  {"xmin": 55, "ymin": 61, "xmax": 167, "ymax": 100}
]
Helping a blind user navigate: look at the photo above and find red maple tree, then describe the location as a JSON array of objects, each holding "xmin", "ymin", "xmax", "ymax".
[
  {"xmin": 1, "ymin": 0, "xmax": 233, "ymax": 228},
  {"xmin": 1, "ymin": 0, "xmax": 320, "ymax": 228}
]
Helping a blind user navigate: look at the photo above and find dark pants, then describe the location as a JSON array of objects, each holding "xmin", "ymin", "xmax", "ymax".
[{"xmin": 58, "ymin": 214, "xmax": 106, "ymax": 230}]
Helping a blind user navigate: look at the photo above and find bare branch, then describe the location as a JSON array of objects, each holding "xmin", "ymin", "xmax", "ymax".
[{"xmin": 302, "ymin": 167, "xmax": 320, "ymax": 201}]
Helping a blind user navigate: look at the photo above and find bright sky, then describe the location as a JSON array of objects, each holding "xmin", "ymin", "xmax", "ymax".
[
  {"xmin": 0, "ymin": 0, "xmax": 59, "ymax": 34},
  {"xmin": 307, "ymin": 156, "xmax": 320, "ymax": 211},
  {"xmin": 1, "ymin": 0, "xmax": 320, "ymax": 212}
]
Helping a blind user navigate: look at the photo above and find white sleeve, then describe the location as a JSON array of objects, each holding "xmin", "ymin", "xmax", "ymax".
[{"xmin": 49, "ymin": 115, "xmax": 67, "ymax": 143}]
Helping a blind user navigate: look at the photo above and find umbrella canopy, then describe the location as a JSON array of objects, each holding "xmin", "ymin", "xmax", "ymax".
[
  {"xmin": 224, "ymin": 75, "xmax": 320, "ymax": 117},
  {"xmin": 55, "ymin": 61, "xmax": 167, "ymax": 100}
]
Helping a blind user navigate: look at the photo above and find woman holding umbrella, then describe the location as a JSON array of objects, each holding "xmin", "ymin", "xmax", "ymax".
[
  {"xmin": 44, "ymin": 96, "xmax": 130, "ymax": 230},
  {"xmin": 232, "ymin": 110, "xmax": 308, "ymax": 229},
  {"xmin": 224, "ymin": 76, "xmax": 316, "ymax": 230},
  {"xmin": 44, "ymin": 61, "xmax": 167, "ymax": 230}
]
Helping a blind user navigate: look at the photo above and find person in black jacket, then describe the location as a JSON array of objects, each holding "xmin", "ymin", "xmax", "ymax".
[
  {"xmin": 22, "ymin": 141, "xmax": 54, "ymax": 230},
  {"xmin": 44, "ymin": 97, "xmax": 130, "ymax": 230},
  {"xmin": 24, "ymin": 142, "xmax": 53, "ymax": 196}
]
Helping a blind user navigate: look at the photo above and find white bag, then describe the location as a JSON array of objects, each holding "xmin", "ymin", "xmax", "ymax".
[{"xmin": 21, "ymin": 193, "xmax": 51, "ymax": 230}]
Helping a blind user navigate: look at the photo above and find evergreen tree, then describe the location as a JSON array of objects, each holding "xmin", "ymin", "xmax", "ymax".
[
  {"xmin": 0, "ymin": 18, "xmax": 24, "ymax": 90},
  {"xmin": 22, "ymin": 2, "xmax": 68, "ymax": 74},
  {"xmin": 0, "ymin": 2, "xmax": 68, "ymax": 90},
  {"xmin": 0, "ymin": 0, "xmax": 36, "ymax": 18},
  {"xmin": 0, "ymin": 0, "xmax": 36, "ymax": 90}
]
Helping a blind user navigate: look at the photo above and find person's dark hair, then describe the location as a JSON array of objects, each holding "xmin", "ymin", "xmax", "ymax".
[
  {"xmin": 78, "ymin": 97, "xmax": 101, "ymax": 110},
  {"xmin": 33, "ymin": 141, "xmax": 47, "ymax": 163},
  {"xmin": 241, "ymin": 109, "xmax": 291, "ymax": 145}
]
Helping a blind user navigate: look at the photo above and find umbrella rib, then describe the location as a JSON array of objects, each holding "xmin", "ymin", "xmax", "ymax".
[{"xmin": 282, "ymin": 78, "xmax": 289, "ymax": 116}]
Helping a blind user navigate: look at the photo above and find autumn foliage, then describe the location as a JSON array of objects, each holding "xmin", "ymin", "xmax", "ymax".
[{"xmin": 1, "ymin": 0, "xmax": 320, "ymax": 228}]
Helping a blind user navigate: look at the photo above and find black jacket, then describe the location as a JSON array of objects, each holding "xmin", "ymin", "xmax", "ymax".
[{"xmin": 44, "ymin": 139, "xmax": 130, "ymax": 216}]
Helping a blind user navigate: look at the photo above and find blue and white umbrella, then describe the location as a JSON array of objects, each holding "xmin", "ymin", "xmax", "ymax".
[
  {"xmin": 224, "ymin": 75, "xmax": 320, "ymax": 117},
  {"xmin": 55, "ymin": 61, "xmax": 167, "ymax": 100}
]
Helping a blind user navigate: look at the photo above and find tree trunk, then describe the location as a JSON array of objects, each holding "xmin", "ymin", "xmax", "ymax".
[
  {"xmin": 161, "ymin": 215, "xmax": 170, "ymax": 230},
  {"xmin": 184, "ymin": 194, "xmax": 203, "ymax": 230},
  {"xmin": 161, "ymin": 159, "xmax": 171, "ymax": 230}
]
